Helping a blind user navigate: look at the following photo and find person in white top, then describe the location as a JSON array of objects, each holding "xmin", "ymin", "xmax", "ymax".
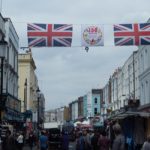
[
  {"xmin": 17, "ymin": 132, "xmax": 24, "ymax": 150},
  {"xmin": 142, "ymin": 135, "xmax": 150, "ymax": 150}
]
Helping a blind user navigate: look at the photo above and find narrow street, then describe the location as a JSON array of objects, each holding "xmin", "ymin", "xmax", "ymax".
[
  {"xmin": 0, "ymin": 1, "xmax": 150, "ymax": 150},
  {"xmin": 22, "ymin": 142, "xmax": 76, "ymax": 150},
  {"xmin": 23, "ymin": 146, "xmax": 37, "ymax": 150},
  {"xmin": 69, "ymin": 142, "xmax": 76, "ymax": 150}
]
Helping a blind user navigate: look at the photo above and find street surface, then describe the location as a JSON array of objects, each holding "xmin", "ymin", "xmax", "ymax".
[
  {"xmin": 23, "ymin": 146, "xmax": 37, "ymax": 150},
  {"xmin": 22, "ymin": 142, "xmax": 76, "ymax": 150},
  {"xmin": 69, "ymin": 142, "xmax": 76, "ymax": 150}
]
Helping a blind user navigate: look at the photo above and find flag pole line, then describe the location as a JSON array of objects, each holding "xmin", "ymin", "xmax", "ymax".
[
  {"xmin": 19, "ymin": 45, "xmax": 138, "ymax": 49},
  {"xmin": 13, "ymin": 21, "xmax": 148, "ymax": 26}
]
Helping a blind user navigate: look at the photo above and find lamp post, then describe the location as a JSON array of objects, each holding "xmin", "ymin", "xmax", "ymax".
[
  {"xmin": 36, "ymin": 87, "xmax": 40, "ymax": 138},
  {"xmin": 24, "ymin": 78, "xmax": 27, "ymax": 112},
  {"xmin": 0, "ymin": 56, "xmax": 4, "ymax": 122}
]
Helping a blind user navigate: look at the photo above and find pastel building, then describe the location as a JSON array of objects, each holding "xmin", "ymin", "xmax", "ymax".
[
  {"xmin": 83, "ymin": 95, "xmax": 87, "ymax": 117},
  {"xmin": 83, "ymin": 89, "xmax": 102, "ymax": 118}
]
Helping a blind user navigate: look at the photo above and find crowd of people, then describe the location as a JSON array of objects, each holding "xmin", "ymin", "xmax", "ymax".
[
  {"xmin": 0, "ymin": 129, "xmax": 38, "ymax": 150},
  {"xmin": 75, "ymin": 123, "xmax": 150, "ymax": 150},
  {"xmin": 75, "ymin": 124, "xmax": 119, "ymax": 150},
  {"xmin": 1, "ymin": 123, "xmax": 150, "ymax": 150},
  {"xmin": 0, "ymin": 129, "xmax": 68, "ymax": 150}
]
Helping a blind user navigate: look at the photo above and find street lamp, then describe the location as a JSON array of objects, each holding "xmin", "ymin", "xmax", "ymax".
[
  {"xmin": 0, "ymin": 56, "xmax": 4, "ymax": 122},
  {"xmin": 24, "ymin": 78, "xmax": 27, "ymax": 112},
  {"xmin": 36, "ymin": 87, "xmax": 40, "ymax": 137}
]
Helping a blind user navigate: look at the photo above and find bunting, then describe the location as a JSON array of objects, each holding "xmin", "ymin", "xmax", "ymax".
[
  {"xmin": 27, "ymin": 22, "xmax": 150, "ymax": 47},
  {"xmin": 114, "ymin": 23, "xmax": 150, "ymax": 46},
  {"xmin": 27, "ymin": 23, "xmax": 73, "ymax": 47}
]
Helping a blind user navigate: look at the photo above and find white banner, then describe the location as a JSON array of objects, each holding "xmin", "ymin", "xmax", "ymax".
[{"xmin": 81, "ymin": 25, "xmax": 104, "ymax": 47}]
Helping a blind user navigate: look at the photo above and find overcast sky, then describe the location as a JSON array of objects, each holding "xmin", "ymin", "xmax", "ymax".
[{"xmin": 2, "ymin": 0, "xmax": 150, "ymax": 110}]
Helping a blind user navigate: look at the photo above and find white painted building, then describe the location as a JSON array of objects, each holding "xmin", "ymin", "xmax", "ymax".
[
  {"xmin": 138, "ymin": 45, "xmax": 150, "ymax": 106},
  {"xmin": 110, "ymin": 68, "xmax": 122, "ymax": 111},
  {"xmin": 104, "ymin": 51, "xmax": 140, "ymax": 113},
  {"xmin": 138, "ymin": 18, "xmax": 150, "ymax": 107},
  {"xmin": 71, "ymin": 100, "xmax": 78, "ymax": 121},
  {"xmin": 56, "ymin": 107, "xmax": 65, "ymax": 124},
  {"xmin": 120, "ymin": 51, "xmax": 140, "ymax": 106},
  {"xmin": 87, "ymin": 91, "xmax": 92, "ymax": 117},
  {"xmin": 102, "ymin": 79, "xmax": 111, "ymax": 118},
  {"xmin": 0, "ymin": 17, "xmax": 21, "ymax": 121},
  {"xmin": 45, "ymin": 110, "xmax": 57, "ymax": 122},
  {"xmin": 4, "ymin": 18, "xmax": 19, "ymax": 99}
]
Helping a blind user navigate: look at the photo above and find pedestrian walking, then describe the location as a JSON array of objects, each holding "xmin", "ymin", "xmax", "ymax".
[
  {"xmin": 83, "ymin": 130, "xmax": 92, "ymax": 150},
  {"xmin": 91, "ymin": 130, "xmax": 99, "ymax": 150},
  {"xmin": 112, "ymin": 123, "xmax": 125, "ymax": 150},
  {"xmin": 142, "ymin": 135, "xmax": 150, "ymax": 150},
  {"xmin": 4, "ymin": 130, "xmax": 16, "ymax": 150},
  {"xmin": 62, "ymin": 131, "xmax": 69, "ymax": 150},
  {"xmin": 39, "ymin": 130, "xmax": 48, "ymax": 150},
  {"xmin": 17, "ymin": 131, "xmax": 24, "ymax": 150},
  {"xmin": 28, "ymin": 131, "xmax": 35, "ymax": 150},
  {"xmin": 97, "ymin": 130, "xmax": 110, "ymax": 150},
  {"xmin": 76, "ymin": 132, "xmax": 85, "ymax": 150}
]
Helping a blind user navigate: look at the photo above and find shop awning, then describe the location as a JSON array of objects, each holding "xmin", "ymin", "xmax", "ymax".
[{"xmin": 110, "ymin": 111, "xmax": 150, "ymax": 120}]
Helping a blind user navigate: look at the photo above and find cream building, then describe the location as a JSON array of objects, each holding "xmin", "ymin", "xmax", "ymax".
[{"xmin": 18, "ymin": 50, "xmax": 38, "ymax": 112}]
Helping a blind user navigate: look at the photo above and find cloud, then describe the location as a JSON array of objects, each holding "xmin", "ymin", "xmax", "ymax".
[{"xmin": 2, "ymin": 0, "xmax": 150, "ymax": 109}]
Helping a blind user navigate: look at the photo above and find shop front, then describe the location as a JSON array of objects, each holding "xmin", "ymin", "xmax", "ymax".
[
  {"xmin": 138, "ymin": 104, "xmax": 150, "ymax": 139},
  {"xmin": 1, "ymin": 94, "xmax": 23, "ymax": 130},
  {"xmin": 107, "ymin": 100, "xmax": 148, "ymax": 150}
]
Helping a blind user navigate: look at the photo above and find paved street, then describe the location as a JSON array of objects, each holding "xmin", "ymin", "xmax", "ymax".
[
  {"xmin": 23, "ymin": 146, "xmax": 37, "ymax": 150},
  {"xmin": 22, "ymin": 142, "xmax": 76, "ymax": 150},
  {"xmin": 69, "ymin": 142, "xmax": 76, "ymax": 150}
]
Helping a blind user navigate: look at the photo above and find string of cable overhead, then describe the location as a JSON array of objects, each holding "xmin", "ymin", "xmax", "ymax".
[{"xmin": 12, "ymin": 20, "xmax": 148, "ymax": 26}]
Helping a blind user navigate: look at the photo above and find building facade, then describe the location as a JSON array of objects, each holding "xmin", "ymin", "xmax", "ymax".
[
  {"xmin": 63, "ymin": 106, "xmax": 70, "ymax": 121},
  {"xmin": 138, "ymin": 43, "xmax": 150, "ymax": 137},
  {"xmin": 139, "ymin": 45, "xmax": 150, "ymax": 106},
  {"xmin": 83, "ymin": 95, "xmax": 87, "ymax": 117},
  {"xmin": 18, "ymin": 51, "xmax": 38, "ymax": 112},
  {"xmin": 91, "ymin": 89, "xmax": 102, "ymax": 117},
  {"xmin": 102, "ymin": 78, "xmax": 111, "ymax": 119},
  {"xmin": 78, "ymin": 96, "xmax": 84, "ymax": 118},
  {"xmin": 107, "ymin": 51, "xmax": 140, "ymax": 114},
  {"xmin": 0, "ymin": 17, "xmax": 21, "ymax": 122},
  {"xmin": 71, "ymin": 100, "xmax": 78, "ymax": 121},
  {"xmin": 18, "ymin": 51, "xmax": 41, "ymax": 132},
  {"xmin": 83, "ymin": 89, "xmax": 102, "ymax": 118},
  {"xmin": 45, "ymin": 110, "xmax": 57, "ymax": 122}
]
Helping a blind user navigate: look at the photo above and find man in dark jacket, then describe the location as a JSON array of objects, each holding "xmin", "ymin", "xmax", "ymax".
[
  {"xmin": 91, "ymin": 131, "xmax": 99, "ymax": 150},
  {"xmin": 5, "ymin": 130, "xmax": 16, "ymax": 150}
]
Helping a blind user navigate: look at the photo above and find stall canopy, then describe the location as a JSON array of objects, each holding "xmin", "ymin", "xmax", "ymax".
[{"xmin": 110, "ymin": 111, "xmax": 150, "ymax": 120}]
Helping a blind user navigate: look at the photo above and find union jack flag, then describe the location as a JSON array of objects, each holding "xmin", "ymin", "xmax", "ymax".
[
  {"xmin": 27, "ymin": 23, "xmax": 73, "ymax": 47},
  {"xmin": 114, "ymin": 23, "xmax": 150, "ymax": 46}
]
